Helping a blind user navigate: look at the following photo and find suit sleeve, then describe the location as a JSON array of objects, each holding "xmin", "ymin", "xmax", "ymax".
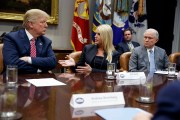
[
  {"xmin": 152, "ymin": 81, "xmax": 180, "ymax": 120},
  {"xmin": 3, "ymin": 34, "xmax": 38, "ymax": 73},
  {"xmin": 129, "ymin": 49, "xmax": 138, "ymax": 71},
  {"xmin": 3, "ymin": 34, "xmax": 57, "ymax": 73},
  {"xmin": 115, "ymin": 44, "xmax": 124, "ymax": 55},
  {"xmin": 31, "ymin": 41, "xmax": 57, "ymax": 71}
]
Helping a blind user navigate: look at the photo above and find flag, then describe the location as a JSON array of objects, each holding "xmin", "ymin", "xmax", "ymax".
[
  {"xmin": 112, "ymin": 0, "xmax": 130, "ymax": 46},
  {"xmin": 92, "ymin": 0, "xmax": 112, "ymax": 41},
  {"xmin": 129, "ymin": 0, "xmax": 147, "ymax": 45},
  {"xmin": 71, "ymin": 0, "xmax": 90, "ymax": 51}
]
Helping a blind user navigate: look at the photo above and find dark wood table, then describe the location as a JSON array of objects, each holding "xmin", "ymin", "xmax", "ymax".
[{"xmin": 2, "ymin": 72, "xmax": 177, "ymax": 120}]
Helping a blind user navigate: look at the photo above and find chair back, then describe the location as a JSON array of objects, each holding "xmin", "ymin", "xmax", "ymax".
[
  {"xmin": 169, "ymin": 52, "xmax": 180, "ymax": 63},
  {"xmin": 69, "ymin": 51, "xmax": 82, "ymax": 63},
  {"xmin": 0, "ymin": 44, "xmax": 3, "ymax": 74},
  {"xmin": 119, "ymin": 52, "xmax": 132, "ymax": 71}
]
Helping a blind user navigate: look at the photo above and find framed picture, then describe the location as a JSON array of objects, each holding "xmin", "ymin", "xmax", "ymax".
[{"xmin": 0, "ymin": 0, "xmax": 59, "ymax": 24}]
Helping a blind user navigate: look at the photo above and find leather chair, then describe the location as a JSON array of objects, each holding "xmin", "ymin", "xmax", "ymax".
[
  {"xmin": 119, "ymin": 52, "xmax": 132, "ymax": 71},
  {"xmin": 0, "ymin": 44, "xmax": 3, "ymax": 74},
  {"xmin": 169, "ymin": 52, "xmax": 180, "ymax": 71},
  {"xmin": 169, "ymin": 52, "xmax": 180, "ymax": 63},
  {"xmin": 66, "ymin": 51, "xmax": 82, "ymax": 72}
]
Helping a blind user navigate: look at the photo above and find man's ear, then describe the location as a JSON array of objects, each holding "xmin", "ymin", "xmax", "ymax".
[{"xmin": 28, "ymin": 21, "xmax": 34, "ymax": 29}]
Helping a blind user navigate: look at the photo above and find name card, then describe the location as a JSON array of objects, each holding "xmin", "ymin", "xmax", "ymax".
[
  {"xmin": 116, "ymin": 72, "xmax": 146, "ymax": 80},
  {"xmin": 117, "ymin": 79, "xmax": 140, "ymax": 86},
  {"xmin": 116, "ymin": 72, "xmax": 146, "ymax": 85},
  {"xmin": 70, "ymin": 92, "xmax": 125, "ymax": 108}
]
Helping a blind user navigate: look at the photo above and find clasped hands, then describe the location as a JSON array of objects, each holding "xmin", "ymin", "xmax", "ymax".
[
  {"xmin": 58, "ymin": 55, "xmax": 92, "ymax": 74},
  {"xmin": 20, "ymin": 56, "xmax": 31, "ymax": 63}
]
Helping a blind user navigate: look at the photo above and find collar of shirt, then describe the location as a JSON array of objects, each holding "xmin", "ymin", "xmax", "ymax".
[
  {"xmin": 147, "ymin": 47, "xmax": 155, "ymax": 53},
  {"xmin": 25, "ymin": 29, "xmax": 34, "ymax": 42}
]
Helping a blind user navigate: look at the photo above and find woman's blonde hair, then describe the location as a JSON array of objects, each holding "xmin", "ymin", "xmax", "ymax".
[
  {"xmin": 22, "ymin": 9, "xmax": 49, "ymax": 29},
  {"xmin": 96, "ymin": 24, "xmax": 115, "ymax": 63}
]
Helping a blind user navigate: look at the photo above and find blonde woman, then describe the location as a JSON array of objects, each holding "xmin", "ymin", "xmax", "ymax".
[{"xmin": 59, "ymin": 24, "xmax": 120, "ymax": 73}]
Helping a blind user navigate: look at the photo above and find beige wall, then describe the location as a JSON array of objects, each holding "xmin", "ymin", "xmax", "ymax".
[{"xmin": 0, "ymin": 0, "xmax": 95, "ymax": 50}]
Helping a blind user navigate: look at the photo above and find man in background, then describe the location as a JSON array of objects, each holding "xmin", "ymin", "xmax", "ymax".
[{"xmin": 115, "ymin": 28, "xmax": 140, "ymax": 56}]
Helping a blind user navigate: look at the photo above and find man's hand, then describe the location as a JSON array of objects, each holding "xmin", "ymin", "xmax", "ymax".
[{"xmin": 20, "ymin": 56, "xmax": 30, "ymax": 63}]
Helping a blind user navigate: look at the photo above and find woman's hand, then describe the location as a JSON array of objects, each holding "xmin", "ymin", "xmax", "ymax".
[
  {"xmin": 76, "ymin": 62, "xmax": 92, "ymax": 74},
  {"xmin": 133, "ymin": 112, "xmax": 153, "ymax": 120},
  {"xmin": 58, "ymin": 55, "xmax": 75, "ymax": 67}
]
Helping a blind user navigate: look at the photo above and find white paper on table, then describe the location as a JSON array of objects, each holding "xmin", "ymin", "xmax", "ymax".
[
  {"xmin": 155, "ymin": 70, "xmax": 178, "ymax": 75},
  {"xmin": 95, "ymin": 107, "xmax": 149, "ymax": 120},
  {"xmin": 26, "ymin": 78, "xmax": 66, "ymax": 87}
]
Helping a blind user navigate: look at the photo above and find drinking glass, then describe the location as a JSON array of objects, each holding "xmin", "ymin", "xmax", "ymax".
[
  {"xmin": 106, "ymin": 63, "xmax": 115, "ymax": 79},
  {"xmin": 168, "ymin": 63, "xmax": 176, "ymax": 77},
  {"xmin": 136, "ymin": 73, "xmax": 154, "ymax": 103},
  {"xmin": 6, "ymin": 65, "xmax": 18, "ymax": 86},
  {"xmin": 0, "ymin": 85, "xmax": 17, "ymax": 118}
]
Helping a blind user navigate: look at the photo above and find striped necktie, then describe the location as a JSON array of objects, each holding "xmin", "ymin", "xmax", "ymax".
[
  {"xmin": 30, "ymin": 38, "xmax": 36, "ymax": 57},
  {"xmin": 127, "ymin": 42, "xmax": 134, "ymax": 52},
  {"xmin": 149, "ymin": 49, "xmax": 155, "ymax": 72}
]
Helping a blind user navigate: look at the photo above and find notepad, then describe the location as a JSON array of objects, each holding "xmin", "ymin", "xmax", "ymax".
[
  {"xmin": 26, "ymin": 78, "xmax": 66, "ymax": 87},
  {"xmin": 95, "ymin": 107, "xmax": 148, "ymax": 120}
]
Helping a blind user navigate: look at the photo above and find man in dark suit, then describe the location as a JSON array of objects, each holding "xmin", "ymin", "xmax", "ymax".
[
  {"xmin": 3, "ymin": 9, "xmax": 57, "ymax": 74},
  {"xmin": 129, "ymin": 28, "xmax": 169, "ymax": 72},
  {"xmin": 115, "ymin": 28, "xmax": 140, "ymax": 56}
]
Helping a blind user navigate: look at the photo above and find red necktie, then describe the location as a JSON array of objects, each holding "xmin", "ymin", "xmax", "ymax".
[
  {"xmin": 29, "ymin": 85, "xmax": 36, "ymax": 100},
  {"xmin": 30, "ymin": 38, "xmax": 36, "ymax": 57}
]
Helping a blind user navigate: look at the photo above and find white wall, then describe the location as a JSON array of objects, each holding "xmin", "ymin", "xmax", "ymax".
[
  {"xmin": 172, "ymin": 0, "xmax": 180, "ymax": 53},
  {"xmin": 0, "ymin": 0, "xmax": 95, "ymax": 50}
]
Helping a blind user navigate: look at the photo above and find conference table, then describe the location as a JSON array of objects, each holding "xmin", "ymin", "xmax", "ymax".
[{"xmin": 1, "ymin": 72, "xmax": 178, "ymax": 120}]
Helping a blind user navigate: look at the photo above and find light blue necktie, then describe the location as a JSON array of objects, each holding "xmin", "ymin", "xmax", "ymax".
[{"xmin": 149, "ymin": 50, "xmax": 155, "ymax": 72}]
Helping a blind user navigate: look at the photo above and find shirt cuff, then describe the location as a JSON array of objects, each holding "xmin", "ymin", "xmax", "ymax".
[
  {"xmin": 37, "ymin": 69, "xmax": 42, "ymax": 73},
  {"xmin": 28, "ymin": 57, "xmax": 32, "ymax": 64}
]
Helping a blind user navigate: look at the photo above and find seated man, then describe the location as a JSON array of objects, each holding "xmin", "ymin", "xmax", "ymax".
[
  {"xmin": 3, "ymin": 9, "xmax": 57, "ymax": 74},
  {"xmin": 129, "ymin": 28, "xmax": 169, "ymax": 72},
  {"xmin": 115, "ymin": 28, "xmax": 140, "ymax": 55}
]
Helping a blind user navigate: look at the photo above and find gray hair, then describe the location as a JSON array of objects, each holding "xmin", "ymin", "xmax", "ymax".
[
  {"xmin": 22, "ymin": 9, "xmax": 49, "ymax": 28},
  {"xmin": 144, "ymin": 28, "xmax": 159, "ymax": 39}
]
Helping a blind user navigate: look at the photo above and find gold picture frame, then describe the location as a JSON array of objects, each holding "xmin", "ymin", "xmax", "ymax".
[{"xmin": 0, "ymin": 0, "xmax": 59, "ymax": 24}]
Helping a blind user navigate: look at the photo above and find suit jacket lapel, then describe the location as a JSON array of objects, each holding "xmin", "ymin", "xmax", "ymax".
[
  {"xmin": 36, "ymin": 38, "xmax": 43, "ymax": 56},
  {"xmin": 86, "ymin": 45, "xmax": 98, "ymax": 63},
  {"xmin": 19, "ymin": 29, "xmax": 30, "ymax": 54},
  {"xmin": 123, "ymin": 42, "xmax": 130, "ymax": 51},
  {"xmin": 154, "ymin": 46, "xmax": 159, "ymax": 68},
  {"xmin": 142, "ymin": 46, "xmax": 149, "ymax": 70}
]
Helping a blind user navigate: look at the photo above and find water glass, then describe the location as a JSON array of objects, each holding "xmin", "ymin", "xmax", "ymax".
[
  {"xmin": 104, "ymin": 80, "xmax": 114, "ymax": 92},
  {"xmin": 0, "ymin": 85, "xmax": 17, "ymax": 118},
  {"xmin": 168, "ymin": 63, "xmax": 176, "ymax": 77},
  {"xmin": 137, "ymin": 73, "xmax": 154, "ymax": 103},
  {"xmin": 6, "ymin": 65, "xmax": 18, "ymax": 86},
  {"xmin": 106, "ymin": 63, "xmax": 115, "ymax": 79}
]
